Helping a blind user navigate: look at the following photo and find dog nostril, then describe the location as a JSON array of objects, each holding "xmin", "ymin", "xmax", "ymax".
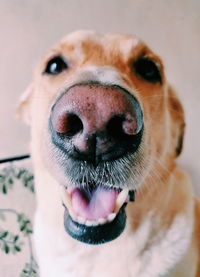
[
  {"xmin": 107, "ymin": 115, "xmax": 138, "ymax": 137},
  {"xmin": 107, "ymin": 116, "xmax": 124, "ymax": 137},
  {"xmin": 53, "ymin": 113, "xmax": 83, "ymax": 137},
  {"xmin": 66, "ymin": 114, "xmax": 83, "ymax": 136}
]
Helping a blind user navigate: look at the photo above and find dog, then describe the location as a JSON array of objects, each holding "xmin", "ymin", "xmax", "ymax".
[{"xmin": 17, "ymin": 30, "xmax": 200, "ymax": 277}]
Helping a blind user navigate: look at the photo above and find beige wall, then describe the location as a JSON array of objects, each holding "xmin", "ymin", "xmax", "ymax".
[{"xmin": 0, "ymin": 0, "xmax": 199, "ymax": 187}]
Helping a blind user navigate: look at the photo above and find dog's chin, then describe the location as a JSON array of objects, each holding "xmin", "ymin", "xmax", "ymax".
[
  {"xmin": 64, "ymin": 205, "xmax": 127, "ymax": 244},
  {"xmin": 61, "ymin": 185, "xmax": 135, "ymax": 244}
]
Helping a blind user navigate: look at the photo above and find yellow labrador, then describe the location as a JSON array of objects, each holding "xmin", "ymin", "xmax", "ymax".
[{"xmin": 18, "ymin": 30, "xmax": 200, "ymax": 277}]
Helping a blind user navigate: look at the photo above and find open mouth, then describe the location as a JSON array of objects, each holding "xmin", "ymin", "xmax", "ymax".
[{"xmin": 61, "ymin": 185, "xmax": 135, "ymax": 244}]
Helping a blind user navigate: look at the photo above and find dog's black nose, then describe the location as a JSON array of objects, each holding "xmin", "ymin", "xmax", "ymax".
[{"xmin": 50, "ymin": 84, "xmax": 143, "ymax": 164}]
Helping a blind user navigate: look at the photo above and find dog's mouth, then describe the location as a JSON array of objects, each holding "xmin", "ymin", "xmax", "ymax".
[{"xmin": 61, "ymin": 185, "xmax": 135, "ymax": 244}]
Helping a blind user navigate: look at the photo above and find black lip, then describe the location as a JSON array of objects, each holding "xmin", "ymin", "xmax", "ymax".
[{"xmin": 64, "ymin": 205, "xmax": 127, "ymax": 244}]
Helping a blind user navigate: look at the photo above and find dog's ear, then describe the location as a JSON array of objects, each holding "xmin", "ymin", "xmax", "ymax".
[
  {"xmin": 167, "ymin": 85, "xmax": 185, "ymax": 157},
  {"xmin": 16, "ymin": 83, "xmax": 34, "ymax": 125}
]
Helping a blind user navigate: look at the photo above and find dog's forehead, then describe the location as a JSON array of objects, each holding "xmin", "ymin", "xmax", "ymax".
[
  {"xmin": 46, "ymin": 30, "xmax": 145, "ymax": 61},
  {"xmin": 62, "ymin": 30, "xmax": 141, "ymax": 48}
]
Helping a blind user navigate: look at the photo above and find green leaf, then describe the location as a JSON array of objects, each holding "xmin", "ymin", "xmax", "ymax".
[
  {"xmin": 2, "ymin": 184, "xmax": 7, "ymax": 194},
  {"xmin": 20, "ymin": 224, "xmax": 26, "ymax": 232},
  {"xmin": 0, "ymin": 231, "xmax": 8, "ymax": 239},
  {"xmin": 16, "ymin": 169, "xmax": 26, "ymax": 179},
  {"xmin": 17, "ymin": 213, "xmax": 23, "ymax": 222},
  {"xmin": 8, "ymin": 178, "xmax": 13, "ymax": 185},
  {"xmin": 14, "ymin": 235, "xmax": 19, "ymax": 242},
  {"xmin": 3, "ymin": 243, "xmax": 10, "ymax": 254},
  {"xmin": 14, "ymin": 245, "xmax": 21, "ymax": 252}
]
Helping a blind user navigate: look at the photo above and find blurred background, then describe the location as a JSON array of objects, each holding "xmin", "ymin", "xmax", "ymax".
[{"xmin": 0, "ymin": 0, "xmax": 199, "ymax": 188}]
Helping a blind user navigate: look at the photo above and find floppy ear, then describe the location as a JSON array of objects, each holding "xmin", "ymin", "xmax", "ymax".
[
  {"xmin": 167, "ymin": 85, "xmax": 185, "ymax": 157},
  {"xmin": 16, "ymin": 83, "xmax": 34, "ymax": 125}
]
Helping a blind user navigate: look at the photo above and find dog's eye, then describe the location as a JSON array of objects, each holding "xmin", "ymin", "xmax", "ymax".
[
  {"xmin": 44, "ymin": 56, "xmax": 68, "ymax": 75},
  {"xmin": 134, "ymin": 58, "xmax": 162, "ymax": 83}
]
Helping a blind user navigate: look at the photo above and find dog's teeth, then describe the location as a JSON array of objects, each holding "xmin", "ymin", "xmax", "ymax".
[
  {"xmin": 85, "ymin": 220, "xmax": 93, "ymax": 227},
  {"xmin": 85, "ymin": 220, "xmax": 99, "ymax": 226},
  {"xmin": 119, "ymin": 189, "xmax": 129, "ymax": 202},
  {"xmin": 98, "ymin": 218, "xmax": 107, "ymax": 225},
  {"xmin": 114, "ymin": 189, "xmax": 129, "ymax": 213},
  {"xmin": 61, "ymin": 186, "xmax": 72, "ymax": 208},
  {"xmin": 61, "ymin": 186, "xmax": 126, "ymax": 226},
  {"xmin": 77, "ymin": 216, "xmax": 86, "ymax": 225},
  {"xmin": 91, "ymin": 220, "xmax": 99, "ymax": 226},
  {"xmin": 69, "ymin": 209, "xmax": 77, "ymax": 221},
  {"xmin": 107, "ymin": 213, "xmax": 116, "ymax": 222}
]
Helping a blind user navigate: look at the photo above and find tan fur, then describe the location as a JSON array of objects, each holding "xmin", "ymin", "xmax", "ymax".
[{"xmin": 18, "ymin": 30, "xmax": 200, "ymax": 277}]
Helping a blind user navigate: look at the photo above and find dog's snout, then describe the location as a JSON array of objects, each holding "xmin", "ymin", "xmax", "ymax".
[{"xmin": 50, "ymin": 84, "xmax": 143, "ymax": 163}]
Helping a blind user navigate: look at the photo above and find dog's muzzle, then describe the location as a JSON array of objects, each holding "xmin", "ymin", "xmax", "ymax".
[{"xmin": 49, "ymin": 83, "xmax": 143, "ymax": 244}]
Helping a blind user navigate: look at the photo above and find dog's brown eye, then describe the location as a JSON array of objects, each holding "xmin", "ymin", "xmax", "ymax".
[
  {"xmin": 44, "ymin": 56, "xmax": 68, "ymax": 75},
  {"xmin": 134, "ymin": 58, "xmax": 162, "ymax": 83}
]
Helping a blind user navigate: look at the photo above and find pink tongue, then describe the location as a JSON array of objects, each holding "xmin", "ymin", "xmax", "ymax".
[{"xmin": 71, "ymin": 187, "xmax": 119, "ymax": 220}]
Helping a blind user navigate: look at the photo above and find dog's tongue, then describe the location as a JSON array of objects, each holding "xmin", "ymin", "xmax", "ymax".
[{"xmin": 71, "ymin": 187, "xmax": 119, "ymax": 220}]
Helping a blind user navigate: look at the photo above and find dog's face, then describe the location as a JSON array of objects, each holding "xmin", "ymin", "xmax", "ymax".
[{"xmin": 18, "ymin": 30, "xmax": 184, "ymax": 244}]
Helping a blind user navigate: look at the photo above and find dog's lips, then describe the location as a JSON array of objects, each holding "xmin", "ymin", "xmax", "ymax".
[
  {"xmin": 61, "ymin": 186, "xmax": 130, "ymax": 226},
  {"xmin": 64, "ymin": 205, "xmax": 127, "ymax": 245}
]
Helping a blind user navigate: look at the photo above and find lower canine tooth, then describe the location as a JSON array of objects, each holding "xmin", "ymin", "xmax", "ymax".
[
  {"xmin": 61, "ymin": 186, "xmax": 72, "ymax": 208},
  {"xmin": 107, "ymin": 213, "xmax": 116, "ymax": 222},
  {"xmin": 115, "ymin": 189, "xmax": 129, "ymax": 212},
  {"xmin": 69, "ymin": 210, "xmax": 77, "ymax": 221}
]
